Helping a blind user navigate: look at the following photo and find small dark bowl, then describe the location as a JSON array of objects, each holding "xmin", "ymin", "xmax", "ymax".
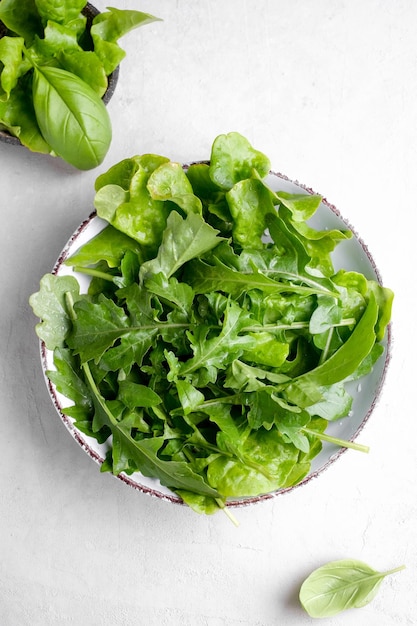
[{"xmin": 0, "ymin": 2, "xmax": 119, "ymax": 147}]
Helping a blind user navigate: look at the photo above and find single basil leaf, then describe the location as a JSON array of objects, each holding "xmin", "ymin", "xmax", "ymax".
[
  {"xmin": 299, "ymin": 559, "xmax": 405, "ymax": 618},
  {"xmin": 209, "ymin": 131, "xmax": 271, "ymax": 190},
  {"xmin": 29, "ymin": 273, "xmax": 80, "ymax": 350},
  {"xmin": 0, "ymin": 0, "xmax": 43, "ymax": 43},
  {"xmin": 32, "ymin": 65, "xmax": 112, "ymax": 170}
]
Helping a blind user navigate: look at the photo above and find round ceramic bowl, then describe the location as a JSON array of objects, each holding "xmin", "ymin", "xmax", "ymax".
[
  {"xmin": 38, "ymin": 170, "xmax": 391, "ymax": 510},
  {"xmin": 0, "ymin": 2, "xmax": 119, "ymax": 147}
]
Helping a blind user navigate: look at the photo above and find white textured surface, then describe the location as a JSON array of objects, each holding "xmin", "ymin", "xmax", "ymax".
[{"xmin": 1, "ymin": 1, "xmax": 416, "ymax": 624}]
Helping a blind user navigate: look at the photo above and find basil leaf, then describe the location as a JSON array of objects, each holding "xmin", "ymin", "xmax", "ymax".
[
  {"xmin": 32, "ymin": 65, "xmax": 112, "ymax": 170},
  {"xmin": 299, "ymin": 559, "xmax": 405, "ymax": 618}
]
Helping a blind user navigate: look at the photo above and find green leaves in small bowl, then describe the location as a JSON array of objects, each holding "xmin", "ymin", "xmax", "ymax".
[{"xmin": 0, "ymin": 1, "xmax": 161, "ymax": 169}]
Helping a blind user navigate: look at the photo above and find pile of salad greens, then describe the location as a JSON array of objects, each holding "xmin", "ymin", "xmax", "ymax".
[
  {"xmin": 0, "ymin": 0, "xmax": 160, "ymax": 169},
  {"xmin": 30, "ymin": 132, "xmax": 393, "ymax": 519}
]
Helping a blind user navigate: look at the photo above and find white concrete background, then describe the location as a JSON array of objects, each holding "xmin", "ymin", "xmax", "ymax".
[{"xmin": 1, "ymin": 1, "xmax": 416, "ymax": 624}]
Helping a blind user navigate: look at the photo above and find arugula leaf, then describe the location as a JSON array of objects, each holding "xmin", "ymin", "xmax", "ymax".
[
  {"xmin": 179, "ymin": 300, "xmax": 255, "ymax": 378},
  {"xmin": 47, "ymin": 346, "xmax": 92, "ymax": 413},
  {"xmin": 139, "ymin": 211, "xmax": 223, "ymax": 280},
  {"xmin": 83, "ymin": 363, "xmax": 220, "ymax": 497}
]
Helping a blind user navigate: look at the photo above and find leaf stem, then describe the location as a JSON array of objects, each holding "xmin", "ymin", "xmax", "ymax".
[
  {"xmin": 382, "ymin": 564, "xmax": 406, "ymax": 576},
  {"xmin": 245, "ymin": 318, "xmax": 356, "ymax": 334},
  {"xmin": 215, "ymin": 498, "xmax": 240, "ymax": 527},
  {"xmin": 73, "ymin": 265, "xmax": 116, "ymax": 282},
  {"xmin": 319, "ymin": 327, "xmax": 334, "ymax": 365},
  {"xmin": 303, "ymin": 427, "xmax": 369, "ymax": 453},
  {"xmin": 82, "ymin": 361, "xmax": 118, "ymax": 426}
]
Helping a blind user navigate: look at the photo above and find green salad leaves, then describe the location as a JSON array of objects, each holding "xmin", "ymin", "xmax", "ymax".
[
  {"xmin": 0, "ymin": 0, "xmax": 160, "ymax": 168},
  {"xmin": 30, "ymin": 132, "xmax": 393, "ymax": 517}
]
